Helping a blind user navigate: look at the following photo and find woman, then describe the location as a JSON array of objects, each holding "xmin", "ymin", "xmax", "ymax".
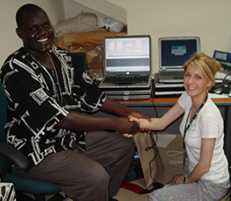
[{"xmin": 130, "ymin": 53, "xmax": 230, "ymax": 201}]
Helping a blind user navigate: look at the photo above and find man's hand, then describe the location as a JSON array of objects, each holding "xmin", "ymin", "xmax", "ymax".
[{"xmin": 115, "ymin": 117, "xmax": 139, "ymax": 134}]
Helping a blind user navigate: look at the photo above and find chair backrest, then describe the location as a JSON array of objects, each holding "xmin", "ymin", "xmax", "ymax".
[
  {"xmin": 0, "ymin": 82, "xmax": 11, "ymax": 174},
  {"xmin": 0, "ymin": 83, "xmax": 7, "ymax": 143}
]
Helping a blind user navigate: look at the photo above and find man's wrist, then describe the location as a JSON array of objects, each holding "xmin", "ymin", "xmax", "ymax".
[{"xmin": 129, "ymin": 121, "xmax": 139, "ymax": 134}]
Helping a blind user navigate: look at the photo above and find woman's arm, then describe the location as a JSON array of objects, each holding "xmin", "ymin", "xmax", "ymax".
[
  {"xmin": 185, "ymin": 138, "xmax": 216, "ymax": 183},
  {"xmin": 130, "ymin": 102, "xmax": 184, "ymax": 131}
]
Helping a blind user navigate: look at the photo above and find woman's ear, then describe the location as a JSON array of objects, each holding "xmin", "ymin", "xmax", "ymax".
[{"xmin": 207, "ymin": 79, "xmax": 214, "ymax": 89}]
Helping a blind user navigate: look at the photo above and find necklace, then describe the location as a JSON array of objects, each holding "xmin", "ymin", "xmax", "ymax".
[
  {"xmin": 182, "ymin": 95, "xmax": 208, "ymax": 169},
  {"xmin": 30, "ymin": 50, "xmax": 63, "ymax": 105},
  {"xmin": 47, "ymin": 53, "xmax": 63, "ymax": 104}
]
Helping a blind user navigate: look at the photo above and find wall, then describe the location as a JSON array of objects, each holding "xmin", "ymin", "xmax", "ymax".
[
  {"xmin": 108, "ymin": 0, "xmax": 231, "ymax": 74},
  {"xmin": 0, "ymin": 0, "xmax": 64, "ymax": 66},
  {"xmin": 63, "ymin": 0, "xmax": 106, "ymax": 21},
  {"xmin": 64, "ymin": 0, "xmax": 126, "ymax": 23},
  {"xmin": 4, "ymin": 1, "xmax": 231, "ymax": 74}
]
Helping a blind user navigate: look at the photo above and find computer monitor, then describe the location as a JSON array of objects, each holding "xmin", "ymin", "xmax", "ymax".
[
  {"xmin": 213, "ymin": 50, "xmax": 231, "ymax": 71},
  {"xmin": 159, "ymin": 36, "xmax": 201, "ymax": 71},
  {"xmin": 104, "ymin": 35, "xmax": 151, "ymax": 75}
]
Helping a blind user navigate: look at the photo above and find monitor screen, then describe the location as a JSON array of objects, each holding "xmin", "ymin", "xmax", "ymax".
[
  {"xmin": 159, "ymin": 37, "xmax": 200, "ymax": 70},
  {"xmin": 104, "ymin": 35, "xmax": 151, "ymax": 73}
]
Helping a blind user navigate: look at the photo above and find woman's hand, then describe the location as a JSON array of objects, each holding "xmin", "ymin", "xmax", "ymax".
[
  {"xmin": 129, "ymin": 116, "xmax": 152, "ymax": 131},
  {"xmin": 173, "ymin": 174, "xmax": 187, "ymax": 184},
  {"xmin": 129, "ymin": 111, "xmax": 144, "ymax": 118}
]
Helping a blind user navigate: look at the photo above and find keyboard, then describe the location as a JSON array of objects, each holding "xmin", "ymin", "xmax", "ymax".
[
  {"xmin": 103, "ymin": 76, "xmax": 149, "ymax": 85},
  {"xmin": 158, "ymin": 71, "xmax": 184, "ymax": 83}
]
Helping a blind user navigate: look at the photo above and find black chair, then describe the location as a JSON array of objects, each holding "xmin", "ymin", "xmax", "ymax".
[{"xmin": 0, "ymin": 83, "xmax": 62, "ymax": 201}]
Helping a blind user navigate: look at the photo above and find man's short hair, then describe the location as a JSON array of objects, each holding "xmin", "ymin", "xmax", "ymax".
[{"xmin": 16, "ymin": 4, "xmax": 45, "ymax": 28}]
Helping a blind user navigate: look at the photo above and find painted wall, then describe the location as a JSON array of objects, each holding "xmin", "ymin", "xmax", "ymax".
[
  {"xmin": 63, "ymin": 0, "xmax": 106, "ymax": 21},
  {"xmin": 3, "ymin": 0, "xmax": 231, "ymax": 75},
  {"xmin": 65, "ymin": 0, "xmax": 126, "ymax": 23},
  {"xmin": 0, "ymin": 0, "xmax": 64, "ymax": 66},
  {"xmin": 108, "ymin": 0, "xmax": 231, "ymax": 74}
]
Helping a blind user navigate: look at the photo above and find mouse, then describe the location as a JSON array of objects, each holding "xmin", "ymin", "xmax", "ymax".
[{"xmin": 213, "ymin": 87, "xmax": 223, "ymax": 94}]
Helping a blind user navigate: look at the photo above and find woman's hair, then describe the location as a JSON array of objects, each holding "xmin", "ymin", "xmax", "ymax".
[{"xmin": 184, "ymin": 52, "xmax": 221, "ymax": 83}]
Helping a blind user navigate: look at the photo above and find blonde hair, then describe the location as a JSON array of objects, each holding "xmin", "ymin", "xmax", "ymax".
[{"xmin": 184, "ymin": 52, "xmax": 221, "ymax": 84}]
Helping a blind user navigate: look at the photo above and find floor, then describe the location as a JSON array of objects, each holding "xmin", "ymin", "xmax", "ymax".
[
  {"xmin": 116, "ymin": 188, "xmax": 147, "ymax": 201},
  {"xmin": 63, "ymin": 181, "xmax": 148, "ymax": 201},
  {"xmin": 115, "ymin": 179, "xmax": 148, "ymax": 201}
]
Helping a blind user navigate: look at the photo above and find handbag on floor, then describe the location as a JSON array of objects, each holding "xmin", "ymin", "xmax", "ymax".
[{"xmin": 133, "ymin": 132, "xmax": 164, "ymax": 189}]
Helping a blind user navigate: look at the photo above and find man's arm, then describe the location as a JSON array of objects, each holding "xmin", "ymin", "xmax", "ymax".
[
  {"xmin": 57, "ymin": 111, "xmax": 139, "ymax": 134},
  {"xmin": 100, "ymin": 99, "xmax": 144, "ymax": 118}
]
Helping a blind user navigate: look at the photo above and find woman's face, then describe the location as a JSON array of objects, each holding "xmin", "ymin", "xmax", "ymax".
[{"xmin": 184, "ymin": 63, "xmax": 212, "ymax": 98}]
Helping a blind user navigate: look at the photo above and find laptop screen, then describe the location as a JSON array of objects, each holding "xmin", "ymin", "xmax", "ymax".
[
  {"xmin": 104, "ymin": 35, "xmax": 151, "ymax": 74},
  {"xmin": 159, "ymin": 36, "xmax": 200, "ymax": 70}
]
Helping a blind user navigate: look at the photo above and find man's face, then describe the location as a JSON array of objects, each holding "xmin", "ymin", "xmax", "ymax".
[{"xmin": 17, "ymin": 10, "xmax": 55, "ymax": 53}]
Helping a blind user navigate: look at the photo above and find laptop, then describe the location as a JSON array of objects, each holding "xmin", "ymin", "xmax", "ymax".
[
  {"xmin": 158, "ymin": 36, "xmax": 201, "ymax": 83},
  {"xmin": 99, "ymin": 35, "xmax": 152, "ymax": 89}
]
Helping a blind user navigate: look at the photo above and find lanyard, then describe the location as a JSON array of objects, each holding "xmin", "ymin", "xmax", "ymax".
[{"xmin": 182, "ymin": 95, "xmax": 208, "ymax": 169}]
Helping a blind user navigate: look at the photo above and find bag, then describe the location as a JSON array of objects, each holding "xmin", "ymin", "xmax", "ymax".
[
  {"xmin": 133, "ymin": 132, "xmax": 164, "ymax": 189},
  {"xmin": 134, "ymin": 133, "xmax": 184, "ymax": 188}
]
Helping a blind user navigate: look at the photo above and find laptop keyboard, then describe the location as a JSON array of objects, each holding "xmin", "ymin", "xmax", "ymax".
[
  {"xmin": 104, "ymin": 76, "xmax": 148, "ymax": 85},
  {"xmin": 159, "ymin": 71, "xmax": 184, "ymax": 80}
]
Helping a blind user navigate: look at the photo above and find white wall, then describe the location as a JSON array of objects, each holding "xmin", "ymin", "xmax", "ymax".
[
  {"xmin": 64, "ymin": 0, "xmax": 126, "ymax": 23},
  {"xmin": 63, "ymin": 0, "xmax": 107, "ymax": 21},
  {"xmin": 109, "ymin": 0, "xmax": 231, "ymax": 74},
  {"xmin": 0, "ymin": 0, "xmax": 64, "ymax": 66},
  {"xmin": 4, "ymin": 0, "xmax": 231, "ymax": 74}
]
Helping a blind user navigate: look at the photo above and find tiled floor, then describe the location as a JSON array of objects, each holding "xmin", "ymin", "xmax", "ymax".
[
  {"xmin": 115, "ymin": 179, "xmax": 148, "ymax": 201},
  {"xmin": 116, "ymin": 188, "xmax": 147, "ymax": 201}
]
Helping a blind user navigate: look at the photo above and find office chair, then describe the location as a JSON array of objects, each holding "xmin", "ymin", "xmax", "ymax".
[{"xmin": 0, "ymin": 83, "xmax": 62, "ymax": 201}]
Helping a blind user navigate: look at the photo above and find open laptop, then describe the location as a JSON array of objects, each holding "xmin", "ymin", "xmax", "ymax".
[
  {"xmin": 100, "ymin": 35, "xmax": 151, "ymax": 89},
  {"xmin": 158, "ymin": 36, "xmax": 201, "ymax": 83}
]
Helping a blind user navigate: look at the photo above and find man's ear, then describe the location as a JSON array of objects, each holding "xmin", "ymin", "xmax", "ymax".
[{"xmin": 16, "ymin": 27, "xmax": 23, "ymax": 39}]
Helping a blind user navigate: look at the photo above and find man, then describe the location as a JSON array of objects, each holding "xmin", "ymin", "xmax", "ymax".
[{"xmin": 0, "ymin": 4, "xmax": 142, "ymax": 201}]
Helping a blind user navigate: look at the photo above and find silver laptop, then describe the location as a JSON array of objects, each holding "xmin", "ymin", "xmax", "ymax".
[
  {"xmin": 158, "ymin": 36, "xmax": 201, "ymax": 83},
  {"xmin": 100, "ymin": 35, "xmax": 151, "ymax": 89}
]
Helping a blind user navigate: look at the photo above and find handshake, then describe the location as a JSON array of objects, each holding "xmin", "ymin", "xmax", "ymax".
[{"xmin": 115, "ymin": 112, "xmax": 153, "ymax": 138}]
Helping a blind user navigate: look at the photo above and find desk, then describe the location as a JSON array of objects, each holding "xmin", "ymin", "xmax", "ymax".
[{"xmin": 120, "ymin": 95, "xmax": 231, "ymax": 168}]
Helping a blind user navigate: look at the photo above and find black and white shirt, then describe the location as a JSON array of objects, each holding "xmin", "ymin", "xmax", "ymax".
[{"xmin": 0, "ymin": 47, "xmax": 106, "ymax": 167}]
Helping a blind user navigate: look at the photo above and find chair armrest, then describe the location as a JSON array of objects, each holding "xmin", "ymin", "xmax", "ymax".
[{"xmin": 0, "ymin": 143, "xmax": 29, "ymax": 170}]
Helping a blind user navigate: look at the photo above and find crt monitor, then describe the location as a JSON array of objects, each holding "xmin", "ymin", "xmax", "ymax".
[
  {"xmin": 104, "ymin": 35, "xmax": 151, "ymax": 74},
  {"xmin": 159, "ymin": 36, "xmax": 201, "ymax": 70}
]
